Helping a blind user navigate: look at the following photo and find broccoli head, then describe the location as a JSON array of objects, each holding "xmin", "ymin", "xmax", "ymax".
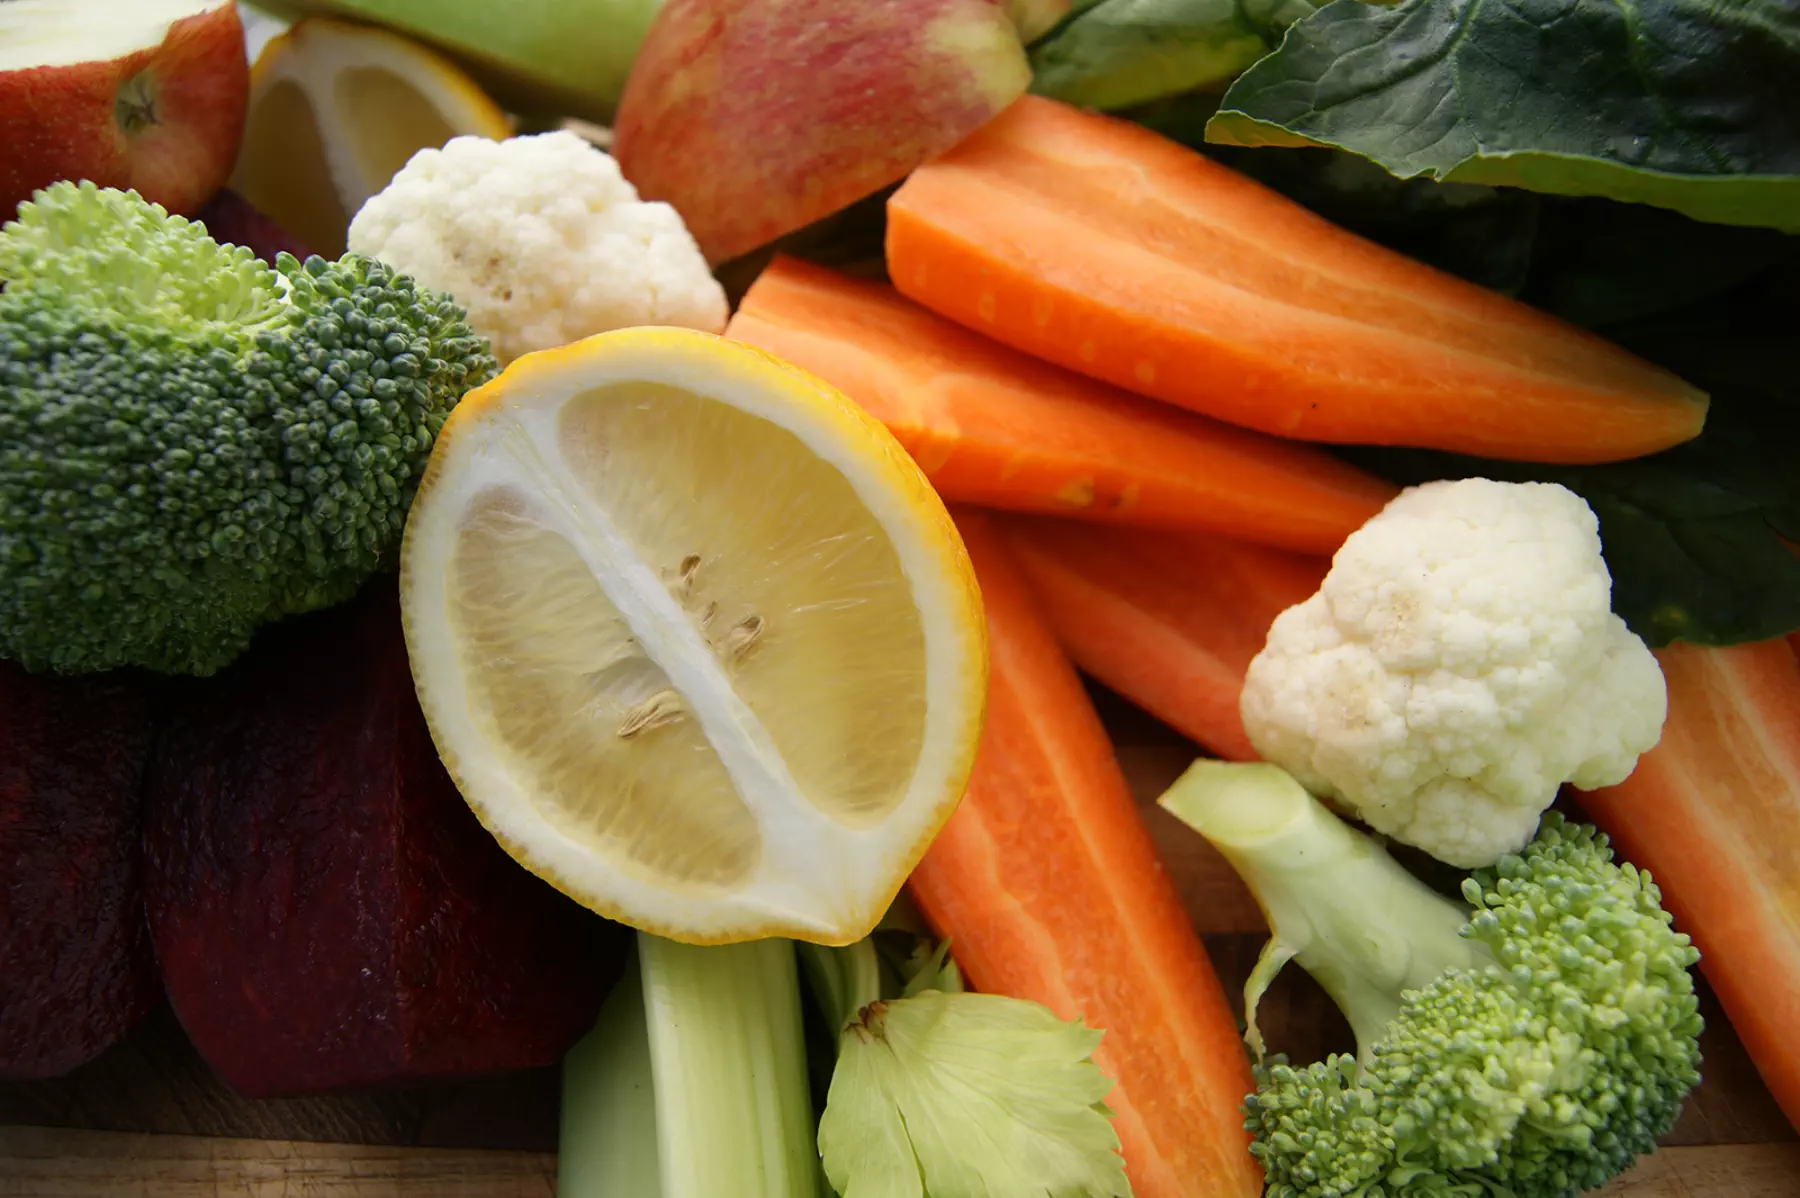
[
  {"xmin": 1159, "ymin": 761, "xmax": 1703, "ymax": 1198},
  {"xmin": 0, "ymin": 182, "xmax": 498, "ymax": 675}
]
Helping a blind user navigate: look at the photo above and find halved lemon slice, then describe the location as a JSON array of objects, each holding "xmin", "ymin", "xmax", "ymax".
[
  {"xmin": 400, "ymin": 328, "xmax": 988, "ymax": 946},
  {"xmin": 231, "ymin": 16, "xmax": 511, "ymax": 257}
]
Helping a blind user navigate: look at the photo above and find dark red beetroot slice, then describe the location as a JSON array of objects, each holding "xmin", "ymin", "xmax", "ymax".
[
  {"xmin": 193, "ymin": 188, "xmax": 317, "ymax": 265},
  {"xmin": 0, "ymin": 664, "xmax": 159, "ymax": 1079},
  {"xmin": 144, "ymin": 578, "xmax": 625, "ymax": 1098}
]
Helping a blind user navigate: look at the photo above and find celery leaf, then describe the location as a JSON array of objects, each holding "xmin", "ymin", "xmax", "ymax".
[{"xmin": 818, "ymin": 991, "xmax": 1129, "ymax": 1198}]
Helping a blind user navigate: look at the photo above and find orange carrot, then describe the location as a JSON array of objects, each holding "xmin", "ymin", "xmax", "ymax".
[
  {"xmin": 1000, "ymin": 514, "xmax": 1324, "ymax": 761},
  {"xmin": 886, "ymin": 95, "xmax": 1709, "ymax": 466},
  {"xmin": 1576, "ymin": 639, "xmax": 1800, "ymax": 1130},
  {"xmin": 909, "ymin": 510, "xmax": 1262, "ymax": 1198},
  {"xmin": 727, "ymin": 256, "xmax": 1395, "ymax": 555}
]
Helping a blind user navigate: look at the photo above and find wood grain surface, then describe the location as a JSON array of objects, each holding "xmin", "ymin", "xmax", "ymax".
[
  {"xmin": 2, "ymin": 683, "xmax": 1794, "ymax": 1194},
  {"xmin": 3, "ymin": 1128, "xmax": 1796, "ymax": 1197},
  {"xmin": 0, "ymin": 1127, "xmax": 555, "ymax": 1197},
  {"xmin": 1594, "ymin": 1145, "xmax": 1800, "ymax": 1198}
]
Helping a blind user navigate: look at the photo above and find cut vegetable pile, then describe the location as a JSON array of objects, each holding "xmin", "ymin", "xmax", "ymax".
[{"xmin": 3, "ymin": 2, "xmax": 1798, "ymax": 1196}]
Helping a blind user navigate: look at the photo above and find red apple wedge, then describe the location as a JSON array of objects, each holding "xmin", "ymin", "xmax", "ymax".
[
  {"xmin": 614, "ymin": 0, "xmax": 1031, "ymax": 266},
  {"xmin": 0, "ymin": 0, "xmax": 248, "ymax": 218}
]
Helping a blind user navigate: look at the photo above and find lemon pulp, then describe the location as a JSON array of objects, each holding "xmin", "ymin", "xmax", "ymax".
[{"xmin": 402, "ymin": 330, "xmax": 985, "ymax": 944}]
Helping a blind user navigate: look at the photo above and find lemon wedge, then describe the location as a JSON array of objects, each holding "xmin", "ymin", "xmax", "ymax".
[
  {"xmin": 400, "ymin": 328, "xmax": 988, "ymax": 946},
  {"xmin": 231, "ymin": 16, "xmax": 511, "ymax": 258}
]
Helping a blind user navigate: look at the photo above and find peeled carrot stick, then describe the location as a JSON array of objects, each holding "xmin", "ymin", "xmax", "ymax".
[
  {"xmin": 909, "ymin": 510, "xmax": 1262, "ymax": 1198},
  {"xmin": 727, "ymin": 256, "xmax": 1395, "ymax": 555},
  {"xmin": 1576, "ymin": 639, "xmax": 1800, "ymax": 1130},
  {"xmin": 1000, "ymin": 514, "xmax": 1324, "ymax": 761},
  {"xmin": 886, "ymin": 95, "xmax": 1709, "ymax": 465}
]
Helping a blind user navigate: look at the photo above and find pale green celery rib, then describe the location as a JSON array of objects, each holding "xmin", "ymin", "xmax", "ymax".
[
  {"xmin": 557, "ymin": 935, "xmax": 821, "ymax": 1198},
  {"xmin": 558, "ymin": 949, "xmax": 662, "ymax": 1196},
  {"xmin": 640, "ymin": 933, "xmax": 822, "ymax": 1198},
  {"xmin": 797, "ymin": 942, "xmax": 850, "ymax": 1037},
  {"xmin": 798, "ymin": 938, "xmax": 883, "ymax": 1034}
]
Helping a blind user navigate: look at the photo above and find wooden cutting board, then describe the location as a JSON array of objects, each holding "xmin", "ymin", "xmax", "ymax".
[
  {"xmin": 4, "ymin": 690, "xmax": 1795, "ymax": 1196},
  {"xmin": 2, "ymin": 1127, "xmax": 1797, "ymax": 1197}
]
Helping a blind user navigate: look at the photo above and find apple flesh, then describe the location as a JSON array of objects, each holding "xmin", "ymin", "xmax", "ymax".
[
  {"xmin": 614, "ymin": 0, "xmax": 1031, "ymax": 267},
  {"xmin": 0, "ymin": 0, "xmax": 248, "ymax": 217}
]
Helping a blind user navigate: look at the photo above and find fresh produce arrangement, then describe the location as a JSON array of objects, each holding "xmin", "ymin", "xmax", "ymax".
[{"xmin": 2, "ymin": 2, "xmax": 1797, "ymax": 1197}]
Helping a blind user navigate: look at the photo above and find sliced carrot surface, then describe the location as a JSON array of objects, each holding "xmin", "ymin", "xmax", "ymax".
[
  {"xmin": 1000, "ymin": 514, "xmax": 1324, "ymax": 761},
  {"xmin": 726, "ymin": 256, "xmax": 1394, "ymax": 555},
  {"xmin": 886, "ymin": 95, "xmax": 1708, "ymax": 465},
  {"xmin": 908, "ymin": 510, "xmax": 1262, "ymax": 1198},
  {"xmin": 1576, "ymin": 638, "xmax": 1800, "ymax": 1130}
]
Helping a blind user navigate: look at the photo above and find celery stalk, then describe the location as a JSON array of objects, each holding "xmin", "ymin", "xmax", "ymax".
[
  {"xmin": 557, "ymin": 951, "xmax": 661, "ymax": 1195},
  {"xmin": 557, "ymin": 934, "xmax": 820, "ymax": 1198},
  {"xmin": 640, "ymin": 933, "xmax": 820, "ymax": 1198},
  {"xmin": 797, "ymin": 938, "xmax": 881, "ymax": 1034}
]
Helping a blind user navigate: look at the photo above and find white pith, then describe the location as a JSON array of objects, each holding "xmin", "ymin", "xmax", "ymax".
[
  {"xmin": 402, "ymin": 335, "xmax": 982, "ymax": 943},
  {"xmin": 248, "ymin": 19, "xmax": 507, "ymax": 215}
]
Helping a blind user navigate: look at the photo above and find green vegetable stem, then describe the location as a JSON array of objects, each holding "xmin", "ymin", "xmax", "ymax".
[
  {"xmin": 1160, "ymin": 759, "xmax": 1705, "ymax": 1197},
  {"xmin": 558, "ymin": 909, "xmax": 1133, "ymax": 1198},
  {"xmin": 558, "ymin": 935, "xmax": 821, "ymax": 1198}
]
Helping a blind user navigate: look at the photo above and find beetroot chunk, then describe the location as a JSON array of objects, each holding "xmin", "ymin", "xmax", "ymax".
[
  {"xmin": 0, "ymin": 664, "xmax": 159, "ymax": 1079},
  {"xmin": 193, "ymin": 188, "xmax": 318, "ymax": 264},
  {"xmin": 144, "ymin": 579, "xmax": 622, "ymax": 1098}
]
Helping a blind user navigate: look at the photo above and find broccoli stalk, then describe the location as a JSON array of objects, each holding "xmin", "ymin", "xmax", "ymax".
[{"xmin": 1160, "ymin": 760, "xmax": 1704, "ymax": 1198}]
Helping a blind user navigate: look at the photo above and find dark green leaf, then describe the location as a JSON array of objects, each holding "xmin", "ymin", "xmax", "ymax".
[
  {"xmin": 1123, "ymin": 87, "xmax": 1232, "ymax": 142},
  {"xmin": 1519, "ymin": 200, "xmax": 1800, "ymax": 328},
  {"xmin": 1349, "ymin": 419, "xmax": 1800, "ymax": 648},
  {"xmin": 1345, "ymin": 346, "xmax": 1800, "ymax": 650},
  {"xmin": 1340, "ymin": 256, "xmax": 1800, "ymax": 647},
  {"xmin": 1029, "ymin": 0, "xmax": 1308, "ymax": 110},
  {"xmin": 1597, "ymin": 269, "xmax": 1800, "ymax": 404},
  {"xmin": 1206, "ymin": 0, "xmax": 1800, "ymax": 231}
]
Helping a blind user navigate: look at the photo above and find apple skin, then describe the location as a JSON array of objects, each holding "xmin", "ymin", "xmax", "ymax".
[
  {"xmin": 0, "ymin": 3, "xmax": 248, "ymax": 218},
  {"xmin": 614, "ymin": 0, "xmax": 1031, "ymax": 267}
]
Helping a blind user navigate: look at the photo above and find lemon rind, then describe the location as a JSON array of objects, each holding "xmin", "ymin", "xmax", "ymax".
[{"xmin": 400, "ymin": 327, "xmax": 987, "ymax": 946}]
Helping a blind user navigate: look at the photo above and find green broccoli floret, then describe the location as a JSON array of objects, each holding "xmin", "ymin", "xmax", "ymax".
[
  {"xmin": 1159, "ymin": 761, "xmax": 1703, "ymax": 1198},
  {"xmin": 0, "ymin": 181, "xmax": 498, "ymax": 675}
]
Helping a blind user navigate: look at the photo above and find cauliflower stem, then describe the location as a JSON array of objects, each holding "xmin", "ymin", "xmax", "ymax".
[{"xmin": 1160, "ymin": 759, "xmax": 1704, "ymax": 1198}]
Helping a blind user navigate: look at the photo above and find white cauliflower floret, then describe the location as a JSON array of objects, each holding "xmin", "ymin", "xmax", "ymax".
[
  {"xmin": 1240, "ymin": 478, "xmax": 1667, "ymax": 869},
  {"xmin": 347, "ymin": 131, "xmax": 727, "ymax": 365}
]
